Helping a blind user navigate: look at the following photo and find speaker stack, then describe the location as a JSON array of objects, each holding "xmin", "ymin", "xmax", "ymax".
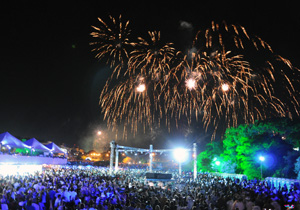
[{"xmin": 146, "ymin": 173, "xmax": 172, "ymax": 180}]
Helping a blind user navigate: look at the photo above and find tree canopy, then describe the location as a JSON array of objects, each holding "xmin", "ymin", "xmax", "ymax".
[{"xmin": 197, "ymin": 118, "xmax": 300, "ymax": 179}]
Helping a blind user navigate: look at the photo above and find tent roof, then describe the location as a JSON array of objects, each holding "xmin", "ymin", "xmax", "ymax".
[
  {"xmin": 24, "ymin": 138, "xmax": 50, "ymax": 152},
  {"xmin": 0, "ymin": 132, "xmax": 31, "ymax": 149},
  {"xmin": 45, "ymin": 142, "xmax": 65, "ymax": 154}
]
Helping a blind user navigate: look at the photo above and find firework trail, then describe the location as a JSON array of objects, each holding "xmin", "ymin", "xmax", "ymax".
[
  {"xmin": 128, "ymin": 31, "xmax": 175, "ymax": 78},
  {"xmin": 96, "ymin": 28, "xmax": 176, "ymax": 136},
  {"xmin": 91, "ymin": 17, "xmax": 300, "ymax": 139},
  {"xmin": 180, "ymin": 21, "xmax": 300, "ymax": 138},
  {"xmin": 164, "ymin": 49, "xmax": 255, "ymax": 138},
  {"xmin": 90, "ymin": 15, "xmax": 134, "ymax": 78},
  {"xmin": 100, "ymin": 74, "xmax": 153, "ymax": 138}
]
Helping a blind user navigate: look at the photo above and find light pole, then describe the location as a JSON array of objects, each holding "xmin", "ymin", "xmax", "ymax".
[
  {"xmin": 259, "ymin": 156, "xmax": 265, "ymax": 180},
  {"xmin": 193, "ymin": 143, "xmax": 197, "ymax": 180},
  {"xmin": 173, "ymin": 148, "xmax": 188, "ymax": 176},
  {"xmin": 149, "ymin": 145, "xmax": 153, "ymax": 172},
  {"xmin": 178, "ymin": 161, "xmax": 182, "ymax": 175},
  {"xmin": 109, "ymin": 141, "xmax": 115, "ymax": 175}
]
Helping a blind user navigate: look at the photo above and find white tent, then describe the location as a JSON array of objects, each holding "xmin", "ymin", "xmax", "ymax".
[
  {"xmin": 24, "ymin": 138, "xmax": 50, "ymax": 152},
  {"xmin": 45, "ymin": 142, "xmax": 66, "ymax": 154},
  {"xmin": 0, "ymin": 132, "xmax": 31, "ymax": 149}
]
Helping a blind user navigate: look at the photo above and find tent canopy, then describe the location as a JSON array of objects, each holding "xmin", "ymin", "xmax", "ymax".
[
  {"xmin": 24, "ymin": 138, "xmax": 50, "ymax": 152},
  {"xmin": 0, "ymin": 132, "xmax": 31, "ymax": 149},
  {"xmin": 45, "ymin": 142, "xmax": 65, "ymax": 154}
]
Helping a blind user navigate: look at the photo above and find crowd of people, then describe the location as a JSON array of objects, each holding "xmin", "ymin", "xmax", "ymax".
[{"xmin": 0, "ymin": 166, "xmax": 299, "ymax": 210}]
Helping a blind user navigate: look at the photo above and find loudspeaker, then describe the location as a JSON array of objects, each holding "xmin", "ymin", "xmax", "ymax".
[
  {"xmin": 156, "ymin": 173, "xmax": 172, "ymax": 179},
  {"xmin": 146, "ymin": 173, "xmax": 172, "ymax": 180},
  {"xmin": 145, "ymin": 173, "xmax": 156, "ymax": 179}
]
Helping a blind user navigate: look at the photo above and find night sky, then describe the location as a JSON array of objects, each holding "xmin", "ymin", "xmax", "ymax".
[{"xmin": 2, "ymin": 2, "xmax": 300, "ymax": 150}]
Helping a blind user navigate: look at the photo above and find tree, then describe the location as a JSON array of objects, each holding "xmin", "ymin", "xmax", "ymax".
[
  {"xmin": 197, "ymin": 141, "xmax": 223, "ymax": 172},
  {"xmin": 221, "ymin": 118, "xmax": 300, "ymax": 179},
  {"xmin": 282, "ymin": 151, "xmax": 299, "ymax": 178},
  {"xmin": 294, "ymin": 156, "xmax": 300, "ymax": 180}
]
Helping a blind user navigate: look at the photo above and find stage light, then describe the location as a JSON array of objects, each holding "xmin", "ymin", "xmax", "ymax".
[
  {"xmin": 173, "ymin": 148, "xmax": 188, "ymax": 163},
  {"xmin": 215, "ymin": 161, "xmax": 221, "ymax": 166},
  {"xmin": 259, "ymin": 156, "xmax": 265, "ymax": 161}
]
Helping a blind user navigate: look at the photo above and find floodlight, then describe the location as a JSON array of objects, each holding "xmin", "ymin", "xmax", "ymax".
[
  {"xmin": 173, "ymin": 148, "xmax": 188, "ymax": 163},
  {"xmin": 259, "ymin": 156, "xmax": 265, "ymax": 161}
]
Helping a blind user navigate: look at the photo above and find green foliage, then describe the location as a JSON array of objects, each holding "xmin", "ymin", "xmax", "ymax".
[
  {"xmin": 220, "ymin": 159, "xmax": 236, "ymax": 173},
  {"xmin": 294, "ymin": 156, "xmax": 300, "ymax": 180},
  {"xmin": 197, "ymin": 141, "xmax": 223, "ymax": 172},
  {"xmin": 282, "ymin": 151, "xmax": 299, "ymax": 178},
  {"xmin": 15, "ymin": 148, "xmax": 31, "ymax": 155},
  {"xmin": 15, "ymin": 148, "xmax": 45, "ymax": 156},
  {"xmin": 198, "ymin": 118, "xmax": 300, "ymax": 179},
  {"xmin": 222, "ymin": 118, "xmax": 300, "ymax": 179}
]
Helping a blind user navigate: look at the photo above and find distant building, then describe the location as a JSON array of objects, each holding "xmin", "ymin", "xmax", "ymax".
[
  {"xmin": 84, "ymin": 150, "xmax": 102, "ymax": 161},
  {"xmin": 62, "ymin": 144, "xmax": 85, "ymax": 162}
]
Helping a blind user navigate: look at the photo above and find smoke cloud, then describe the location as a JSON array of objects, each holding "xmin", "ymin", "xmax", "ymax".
[
  {"xmin": 179, "ymin": 20, "xmax": 193, "ymax": 31},
  {"xmin": 79, "ymin": 120, "xmax": 212, "ymax": 153}
]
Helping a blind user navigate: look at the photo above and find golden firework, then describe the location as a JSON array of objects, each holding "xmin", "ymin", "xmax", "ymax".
[
  {"xmin": 128, "ymin": 31, "xmax": 175, "ymax": 78},
  {"xmin": 92, "ymin": 17, "xmax": 300, "ymax": 140},
  {"xmin": 90, "ymin": 15, "xmax": 134, "ymax": 78}
]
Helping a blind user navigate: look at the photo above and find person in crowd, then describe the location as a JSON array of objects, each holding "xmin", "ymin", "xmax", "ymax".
[{"xmin": 0, "ymin": 166, "xmax": 299, "ymax": 210}]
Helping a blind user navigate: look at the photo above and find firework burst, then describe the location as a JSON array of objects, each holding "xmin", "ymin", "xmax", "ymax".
[
  {"xmin": 128, "ymin": 31, "xmax": 175, "ymax": 78},
  {"xmin": 98, "ymin": 29, "xmax": 177, "ymax": 136},
  {"xmin": 92, "ymin": 16, "xmax": 300, "ymax": 139},
  {"xmin": 90, "ymin": 15, "xmax": 134, "ymax": 78},
  {"xmin": 100, "ymin": 74, "xmax": 156, "ymax": 138},
  {"xmin": 165, "ymin": 21, "xmax": 300, "ymax": 138},
  {"xmin": 164, "ymin": 49, "xmax": 256, "ymax": 138}
]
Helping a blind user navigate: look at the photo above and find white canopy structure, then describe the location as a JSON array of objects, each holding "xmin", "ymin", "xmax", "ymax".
[
  {"xmin": 0, "ymin": 132, "xmax": 31, "ymax": 149},
  {"xmin": 24, "ymin": 138, "xmax": 51, "ymax": 152},
  {"xmin": 45, "ymin": 142, "xmax": 66, "ymax": 154}
]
